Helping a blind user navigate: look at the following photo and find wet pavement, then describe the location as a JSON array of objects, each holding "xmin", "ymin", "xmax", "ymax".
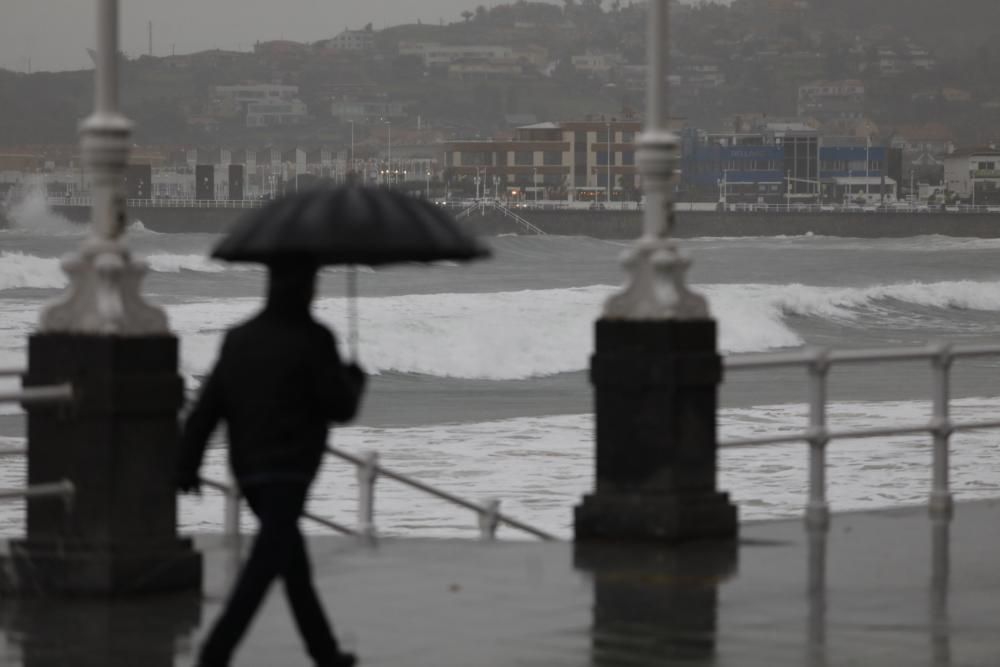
[{"xmin": 1, "ymin": 499, "xmax": 999, "ymax": 666}]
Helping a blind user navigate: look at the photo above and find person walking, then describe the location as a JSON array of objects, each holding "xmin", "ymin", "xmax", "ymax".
[{"xmin": 177, "ymin": 260, "xmax": 366, "ymax": 667}]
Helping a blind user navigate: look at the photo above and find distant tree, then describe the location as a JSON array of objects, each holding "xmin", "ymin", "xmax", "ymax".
[
  {"xmin": 475, "ymin": 5, "xmax": 488, "ymax": 21},
  {"xmin": 461, "ymin": 10, "xmax": 474, "ymax": 22}
]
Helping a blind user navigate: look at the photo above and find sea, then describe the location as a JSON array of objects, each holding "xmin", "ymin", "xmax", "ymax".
[{"xmin": 2, "ymin": 189, "xmax": 1000, "ymax": 539}]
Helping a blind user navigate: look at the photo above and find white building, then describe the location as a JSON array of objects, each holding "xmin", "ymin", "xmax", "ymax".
[
  {"xmin": 246, "ymin": 99, "xmax": 309, "ymax": 127},
  {"xmin": 943, "ymin": 149, "xmax": 1000, "ymax": 202},
  {"xmin": 797, "ymin": 79, "xmax": 866, "ymax": 120},
  {"xmin": 570, "ymin": 52, "xmax": 625, "ymax": 77},
  {"xmin": 323, "ymin": 29, "xmax": 375, "ymax": 52},
  {"xmin": 399, "ymin": 42, "xmax": 513, "ymax": 67},
  {"xmin": 330, "ymin": 99, "xmax": 408, "ymax": 122},
  {"xmin": 214, "ymin": 84, "xmax": 299, "ymax": 106}
]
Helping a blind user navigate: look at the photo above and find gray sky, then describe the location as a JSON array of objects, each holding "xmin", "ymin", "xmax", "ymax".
[{"xmin": 0, "ymin": 0, "xmax": 568, "ymax": 73}]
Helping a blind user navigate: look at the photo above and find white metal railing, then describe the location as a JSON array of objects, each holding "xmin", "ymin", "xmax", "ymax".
[
  {"xmin": 455, "ymin": 199, "xmax": 547, "ymax": 235},
  {"xmin": 0, "ymin": 369, "xmax": 74, "ymax": 407},
  {"xmin": 721, "ymin": 342, "xmax": 1000, "ymax": 533},
  {"xmin": 0, "ymin": 479, "xmax": 75, "ymax": 505},
  {"xmin": 201, "ymin": 445, "xmax": 558, "ymax": 544}
]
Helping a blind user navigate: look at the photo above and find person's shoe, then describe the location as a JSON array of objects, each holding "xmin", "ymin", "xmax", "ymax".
[{"xmin": 318, "ymin": 652, "xmax": 357, "ymax": 667}]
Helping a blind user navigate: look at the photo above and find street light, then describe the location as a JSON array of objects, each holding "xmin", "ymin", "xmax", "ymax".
[
  {"xmin": 425, "ymin": 170, "xmax": 431, "ymax": 199},
  {"xmin": 533, "ymin": 166, "xmax": 538, "ymax": 206},
  {"xmin": 385, "ymin": 120, "xmax": 392, "ymax": 187},
  {"xmin": 349, "ymin": 119, "xmax": 355, "ymax": 181},
  {"xmin": 606, "ymin": 121, "xmax": 612, "ymax": 205}
]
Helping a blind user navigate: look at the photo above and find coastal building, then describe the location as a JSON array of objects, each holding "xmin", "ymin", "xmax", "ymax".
[
  {"xmin": 322, "ymin": 28, "xmax": 375, "ymax": 52},
  {"xmin": 330, "ymin": 98, "xmax": 409, "ymax": 123},
  {"xmin": 246, "ymin": 99, "xmax": 309, "ymax": 127},
  {"xmin": 680, "ymin": 127, "xmax": 902, "ymax": 204},
  {"xmin": 797, "ymin": 80, "xmax": 866, "ymax": 121},
  {"xmin": 443, "ymin": 119, "xmax": 644, "ymax": 201},
  {"xmin": 943, "ymin": 149, "xmax": 1000, "ymax": 204}
]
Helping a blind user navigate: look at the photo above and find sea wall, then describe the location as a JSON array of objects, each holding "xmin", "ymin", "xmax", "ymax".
[{"xmin": 45, "ymin": 204, "xmax": 1000, "ymax": 238}]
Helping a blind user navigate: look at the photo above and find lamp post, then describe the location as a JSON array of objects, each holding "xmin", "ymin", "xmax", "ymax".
[
  {"xmin": 349, "ymin": 119, "xmax": 355, "ymax": 180},
  {"xmin": 606, "ymin": 121, "xmax": 612, "ymax": 205},
  {"xmin": 426, "ymin": 170, "xmax": 431, "ymax": 199},
  {"xmin": 385, "ymin": 120, "xmax": 392, "ymax": 187},
  {"xmin": 574, "ymin": 0, "xmax": 736, "ymax": 543},
  {"xmin": 5, "ymin": 0, "xmax": 202, "ymax": 595},
  {"xmin": 533, "ymin": 166, "xmax": 538, "ymax": 205}
]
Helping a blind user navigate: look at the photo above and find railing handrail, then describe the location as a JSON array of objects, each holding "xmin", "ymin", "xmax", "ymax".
[
  {"xmin": 0, "ymin": 382, "xmax": 74, "ymax": 405},
  {"xmin": 0, "ymin": 479, "xmax": 75, "ymax": 503},
  {"xmin": 0, "ymin": 367, "xmax": 27, "ymax": 377},
  {"xmin": 200, "ymin": 476, "xmax": 358, "ymax": 536},
  {"xmin": 721, "ymin": 341, "xmax": 1000, "ymax": 533},
  {"xmin": 325, "ymin": 445, "xmax": 557, "ymax": 541}
]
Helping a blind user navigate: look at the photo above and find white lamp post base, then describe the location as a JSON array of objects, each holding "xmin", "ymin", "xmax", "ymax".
[
  {"xmin": 603, "ymin": 238, "xmax": 709, "ymax": 321},
  {"xmin": 40, "ymin": 240, "xmax": 167, "ymax": 335}
]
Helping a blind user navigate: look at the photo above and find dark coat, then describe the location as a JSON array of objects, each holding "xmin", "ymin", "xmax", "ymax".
[{"xmin": 177, "ymin": 266, "xmax": 366, "ymax": 488}]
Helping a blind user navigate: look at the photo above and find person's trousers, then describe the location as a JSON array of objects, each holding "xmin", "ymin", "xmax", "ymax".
[{"xmin": 199, "ymin": 482, "xmax": 342, "ymax": 666}]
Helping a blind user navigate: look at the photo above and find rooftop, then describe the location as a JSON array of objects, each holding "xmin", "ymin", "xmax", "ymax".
[{"xmin": 3, "ymin": 499, "xmax": 998, "ymax": 665}]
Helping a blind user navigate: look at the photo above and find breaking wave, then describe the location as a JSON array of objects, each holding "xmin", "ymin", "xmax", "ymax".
[
  {"xmin": 0, "ymin": 252, "xmax": 66, "ymax": 290},
  {"xmin": 0, "ymin": 251, "xmax": 247, "ymax": 290},
  {"xmin": 166, "ymin": 279, "xmax": 1000, "ymax": 381}
]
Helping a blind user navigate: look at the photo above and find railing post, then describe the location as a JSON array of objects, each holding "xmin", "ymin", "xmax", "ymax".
[
  {"xmin": 805, "ymin": 347, "xmax": 831, "ymax": 533},
  {"xmin": 929, "ymin": 343, "xmax": 954, "ymax": 523},
  {"xmin": 356, "ymin": 451, "xmax": 379, "ymax": 540},
  {"xmin": 478, "ymin": 498, "xmax": 501, "ymax": 541},
  {"xmin": 223, "ymin": 466, "xmax": 241, "ymax": 546}
]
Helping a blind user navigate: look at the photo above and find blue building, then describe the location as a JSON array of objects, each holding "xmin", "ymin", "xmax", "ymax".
[{"xmin": 679, "ymin": 129, "xmax": 902, "ymax": 204}]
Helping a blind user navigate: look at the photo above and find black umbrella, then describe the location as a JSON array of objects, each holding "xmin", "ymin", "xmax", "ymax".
[{"xmin": 212, "ymin": 184, "xmax": 491, "ymax": 357}]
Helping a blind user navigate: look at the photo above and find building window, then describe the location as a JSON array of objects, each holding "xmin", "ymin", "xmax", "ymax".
[
  {"xmin": 596, "ymin": 151, "xmax": 611, "ymax": 166},
  {"xmin": 622, "ymin": 131, "xmax": 635, "ymax": 143},
  {"xmin": 622, "ymin": 151, "xmax": 635, "ymax": 165},
  {"xmin": 543, "ymin": 151, "xmax": 562, "ymax": 166},
  {"xmin": 514, "ymin": 151, "xmax": 533, "ymax": 166}
]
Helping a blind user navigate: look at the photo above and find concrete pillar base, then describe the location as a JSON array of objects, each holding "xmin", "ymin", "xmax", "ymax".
[
  {"xmin": 574, "ymin": 319, "xmax": 738, "ymax": 543},
  {"xmin": 575, "ymin": 491, "xmax": 737, "ymax": 542},
  {"xmin": 0, "ymin": 539, "xmax": 202, "ymax": 596},
  {"xmin": 3, "ymin": 333, "xmax": 202, "ymax": 597}
]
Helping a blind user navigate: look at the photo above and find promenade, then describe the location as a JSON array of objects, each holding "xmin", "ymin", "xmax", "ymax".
[{"xmin": 1, "ymin": 499, "xmax": 997, "ymax": 666}]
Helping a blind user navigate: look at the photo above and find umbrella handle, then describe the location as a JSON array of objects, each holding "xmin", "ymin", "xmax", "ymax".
[{"xmin": 347, "ymin": 266, "xmax": 359, "ymax": 361}]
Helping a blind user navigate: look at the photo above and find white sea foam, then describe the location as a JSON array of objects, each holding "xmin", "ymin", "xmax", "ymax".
[
  {"xmin": 3, "ymin": 183, "xmax": 80, "ymax": 235},
  {"xmin": 165, "ymin": 279, "xmax": 1000, "ymax": 381},
  {"xmin": 0, "ymin": 251, "xmax": 251, "ymax": 291},
  {"xmin": 144, "ymin": 253, "xmax": 229, "ymax": 274}
]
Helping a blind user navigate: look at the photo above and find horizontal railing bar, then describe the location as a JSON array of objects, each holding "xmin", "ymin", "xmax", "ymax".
[
  {"xmin": 953, "ymin": 418, "xmax": 1000, "ymax": 432},
  {"xmin": 828, "ymin": 423, "xmax": 931, "ymax": 440},
  {"xmin": 951, "ymin": 344, "xmax": 1000, "ymax": 359},
  {"xmin": 0, "ymin": 368, "xmax": 26, "ymax": 377},
  {"xmin": 722, "ymin": 418, "xmax": 1000, "ymax": 449},
  {"xmin": 727, "ymin": 343, "xmax": 1000, "ymax": 373},
  {"xmin": 327, "ymin": 445, "xmax": 558, "ymax": 541},
  {"xmin": 0, "ymin": 448, "xmax": 27, "ymax": 456},
  {"xmin": 0, "ymin": 383, "xmax": 73, "ymax": 405},
  {"xmin": 719, "ymin": 432, "xmax": 809, "ymax": 448},
  {"xmin": 0, "ymin": 479, "xmax": 74, "ymax": 502},
  {"xmin": 827, "ymin": 346, "xmax": 941, "ymax": 364},
  {"xmin": 201, "ymin": 476, "xmax": 357, "ymax": 536},
  {"xmin": 724, "ymin": 350, "xmax": 818, "ymax": 370}
]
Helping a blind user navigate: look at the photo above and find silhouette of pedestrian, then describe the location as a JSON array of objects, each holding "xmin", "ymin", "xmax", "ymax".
[{"xmin": 177, "ymin": 260, "xmax": 366, "ymax": 667}]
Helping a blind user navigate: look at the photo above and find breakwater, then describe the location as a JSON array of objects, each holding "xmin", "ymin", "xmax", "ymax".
[{"xmin": 40, "ymin": 203, "xmax": 1000, "ymax": 238}]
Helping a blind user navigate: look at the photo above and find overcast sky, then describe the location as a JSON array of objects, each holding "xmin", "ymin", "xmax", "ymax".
[{"xmin": 0, "ymin": 0, "xmax": 577, "ymax": 73}]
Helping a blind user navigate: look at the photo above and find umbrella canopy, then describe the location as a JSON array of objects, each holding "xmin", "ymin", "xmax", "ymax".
[{"xmin": 212, "ymin": 184, "xmax": 490, "ymax": 266}]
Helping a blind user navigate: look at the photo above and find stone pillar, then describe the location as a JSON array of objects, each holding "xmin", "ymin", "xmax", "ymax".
[
  {"xmin": 575, "ymin": 320, "xmax": 737, "ymax": 541},
  {"xmin": 0, "ymin": 335, "xmax": 201, "ymax": 595}
]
